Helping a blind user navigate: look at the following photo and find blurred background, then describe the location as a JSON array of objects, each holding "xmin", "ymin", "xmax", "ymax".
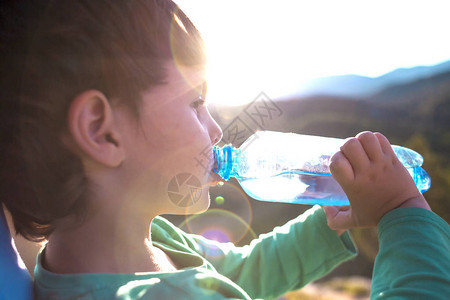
[
  {"xmin": 172, "ymin": 0, "xmax": 450, "ymax": 298},
  {"xmin": 11, "ymin": 0, "xmax": 450, "ymax": 299}
]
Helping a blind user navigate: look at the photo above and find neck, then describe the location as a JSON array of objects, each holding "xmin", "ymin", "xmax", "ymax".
[{"xmin": 45, "ymin": 206, "xmax": 176, "ymax": 274}]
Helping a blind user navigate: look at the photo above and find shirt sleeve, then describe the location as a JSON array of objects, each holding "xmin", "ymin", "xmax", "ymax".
[
  {"xmin": 371, "ymin": 207, "xmax": 450, "ymax": 299},
  {"xmin": 189, "ymin": 205, "xmax": 357, "ymax": 299}
]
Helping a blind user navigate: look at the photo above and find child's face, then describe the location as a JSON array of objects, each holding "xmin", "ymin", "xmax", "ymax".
[{"xmin": 116, "ymin": 60, "xmax": 222, "ymax": 216}]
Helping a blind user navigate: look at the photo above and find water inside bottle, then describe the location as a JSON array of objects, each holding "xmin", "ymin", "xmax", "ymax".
[
  {"xmin": 238, "ymin": 166, "xmax": 430, "ymax": 206},
  {"xmin": 239, "ymin": 170, "xmax": 349, "ymax": 206}
]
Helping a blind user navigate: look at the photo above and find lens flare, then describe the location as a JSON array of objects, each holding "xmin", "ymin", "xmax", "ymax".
[
  {"xmin": 210, "ymin": 180, "xmax": 253, "ymax": 230},
  {"xmin": 169, "ymin": 11, "xmax": 207, "ymax": 96},
  {"xmin": 180, "ymin": 208, "xmax": 256, "ymax": 246},
  {"xmin": 214, "ymin": 196, "xmax": 225, "ymax": 205},
  {"xmin": 200, "ymin": 227, "xmax": 232, "ymax": 243}
]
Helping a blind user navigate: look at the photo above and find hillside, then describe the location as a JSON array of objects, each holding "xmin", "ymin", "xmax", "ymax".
[{"xmin": 295, "ymin": 60, "xmax": 450, "ymax": 98}]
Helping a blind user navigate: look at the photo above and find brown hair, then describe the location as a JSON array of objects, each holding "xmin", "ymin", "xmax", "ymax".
[{"xmin": 0, "ymin": 0, "xmax": 206, "ymax": 242}]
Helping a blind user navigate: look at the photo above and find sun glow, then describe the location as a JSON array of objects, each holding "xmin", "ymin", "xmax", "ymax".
[{"xmin": 176, "ymin": 0, "xmax": 450, "ymax": 106}]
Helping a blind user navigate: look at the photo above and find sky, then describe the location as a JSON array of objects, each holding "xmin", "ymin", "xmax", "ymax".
[{"xmin": 175, "ymin": 0, "xmax": 450, "ymax": 105}]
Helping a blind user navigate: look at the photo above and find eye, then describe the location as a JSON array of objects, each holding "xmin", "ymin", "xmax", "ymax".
[{"xmin": 192, "ymin": 96, "xmax": 206, "ymax": 111}]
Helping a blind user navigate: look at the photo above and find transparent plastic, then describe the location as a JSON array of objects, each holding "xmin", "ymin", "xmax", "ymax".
[{"xmin": 213, "ymin": 131, "xmax": 431, "ymax": 206}]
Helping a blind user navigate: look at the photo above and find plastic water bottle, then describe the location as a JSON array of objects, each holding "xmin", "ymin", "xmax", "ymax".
[{"xmin": 212, "ymin": 131, "xmax": 431, "ymax": 206}]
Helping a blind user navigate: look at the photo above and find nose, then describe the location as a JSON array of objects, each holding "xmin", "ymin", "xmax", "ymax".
[{"xmin": 206, "ymin": 111, "xmax": 222, "ymax": 145}]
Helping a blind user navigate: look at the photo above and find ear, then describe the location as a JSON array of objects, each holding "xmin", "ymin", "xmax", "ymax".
[{"xmin": 67, "ymin": 90, "xmax": 124, "ymax": 167}]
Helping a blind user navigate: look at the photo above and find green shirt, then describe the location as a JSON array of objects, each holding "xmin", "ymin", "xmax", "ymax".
[
  {"xmin": 371, "ymin": 207, "xmax": 450, "ymax": 299},
  {"xmin": 34, "ymin": 206, "xmax": 356, "ymax": 299}
]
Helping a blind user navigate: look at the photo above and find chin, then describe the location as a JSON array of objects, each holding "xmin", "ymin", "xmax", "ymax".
[
  {"xmin": 169, "ymin": 189, "xmax": 211, "ymax": 216},
  {"xmin": 186, "ymin": 192, "xmax": 211, "ymax": 215}
]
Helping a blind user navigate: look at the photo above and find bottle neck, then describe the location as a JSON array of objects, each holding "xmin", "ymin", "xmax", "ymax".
[{"xmin": 213, "ymin": 145, "xmax": 240, "ymax": 180}]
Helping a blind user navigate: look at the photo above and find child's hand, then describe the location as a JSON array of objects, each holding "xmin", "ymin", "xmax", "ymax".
[{"xmin": 323, "ymin": 131, "xmax": 430, "ymax": 230}]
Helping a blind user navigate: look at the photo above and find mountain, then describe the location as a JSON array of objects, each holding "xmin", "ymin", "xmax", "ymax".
[
  {"xmin": 210, "ymin": 69, "xmax": 450, "ymax": 144},
  {"xmin": 294, "ymin": 60, "xmax": 450, "ymax": 98}
]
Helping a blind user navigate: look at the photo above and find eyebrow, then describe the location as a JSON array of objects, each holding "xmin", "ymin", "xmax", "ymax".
[
  {"xmin": 190, "ymin": 81, "xmax": 207, "ymax": 102},
  {"xmin": 201, "ymin": 82, "xmax": 208, "ymax": 99}
]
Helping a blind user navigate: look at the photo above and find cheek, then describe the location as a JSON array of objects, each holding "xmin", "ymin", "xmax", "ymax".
[
  {"xmin": 149, "ymin": 108, "xmax": 198, "ymax": 144},
  {"xmin": 139, "ymin": 106, "xmax": 212, "ymax": 178}
]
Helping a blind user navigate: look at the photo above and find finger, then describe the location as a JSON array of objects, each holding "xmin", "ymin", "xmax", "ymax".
[
  {"xmin": 340, "ymin": 137, "xmax": 370, "ymax": 174},
  {"xmin": 322, "ymin": 205, "xmax": 339, "ymax": 219},
  {"xmin": 356, "ymin": 131, "xmax": 383, "ymax": 162},
  {"xmin": 322, "ymin": 205, "xmax": 350, "ymax": 219},
  {"xmin": 374, "ymin": 132, "xmax": 397, "ymax": 158},
  {"xmin": 322, "ymin": 205, "xmax": 341, "ymax": 230},
  {"xmin": 323, "ymin": 206, "xmax": 355, "ymax": 230},
  {"xmin": 329, "ymin": 151, "xmax": 354, "ymax": 185}
]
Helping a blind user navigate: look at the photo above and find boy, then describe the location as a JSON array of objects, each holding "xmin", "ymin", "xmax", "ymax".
[
  {"xmin": 0, "ymin": 0, "xmax": 448, "ymax": 299},
  {"xmin": 0, "ymin": 1, "xmax": 356, "ymax": 299}
]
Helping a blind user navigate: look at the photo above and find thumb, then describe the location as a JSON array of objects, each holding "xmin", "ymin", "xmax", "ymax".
[
  {"xmin": 329, "ymin": 151, "xmax": 354, "ymax": 188},
  {"xmin": 323, "ymin": 205, "xmax": 355, "ymax": 230}
]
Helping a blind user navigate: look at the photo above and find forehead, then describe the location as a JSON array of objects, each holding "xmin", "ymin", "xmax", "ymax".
[
  {"xmin": 137, "ymin": 60, "xmax": 206, "ymax": 113},
  {"xmin": 163, "ymin": 61, "xmax": 206, "ymax": 97}
]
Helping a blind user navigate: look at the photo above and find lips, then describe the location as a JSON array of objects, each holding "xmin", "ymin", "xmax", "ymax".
[
  {"xmin": 208, "ymin": 172, "xmax": 222, "ymax": 186},
  {"xmin": 208, "ymin": 157, "xmax": 222, "ymax": 186},
  {"xmin": 206, "ymin": 149, "xmax": 222, "ymax": 186}
]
